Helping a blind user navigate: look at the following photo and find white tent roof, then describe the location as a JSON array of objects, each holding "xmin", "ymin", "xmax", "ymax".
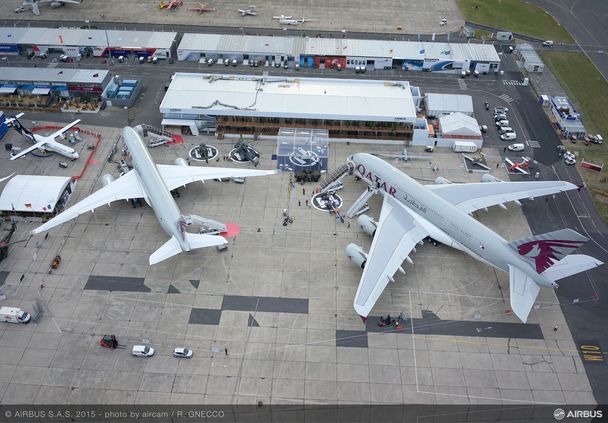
[
  {"xmin": 425, "ymin": 93, "xmax": 474, "ymax": 114},
  {"xmin": 439, "ymin": 112, "xmax": 481, "ymax": 136},
  {"xmin": 0, "ymin": 175, "xmax": 72, "ymax": 213}
]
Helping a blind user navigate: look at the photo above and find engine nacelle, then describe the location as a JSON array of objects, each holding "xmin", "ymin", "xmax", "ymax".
[
  {"xmin": 357, "ymin": 214, "xmax": 377, "ymax": 237},
  {"xmin": 481, "ymin": 173, "xmax": 502, "ymax": 183},
  {"xmin": 434, "ymin": 176, "xmax": 452, "ymax": 185},
  {"xmin": 174, "ymin": 158, "xmax": 189, "ymax": 167},
  {"xmin": 101, "ymin": 174, "xmax": 115, "ymax": 187},
  {"xmin": 345, "ymin": 243, "xmax": 367, "ymax": 269}
]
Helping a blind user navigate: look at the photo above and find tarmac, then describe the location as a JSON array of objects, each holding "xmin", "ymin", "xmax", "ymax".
[
  {"xmin": 0, "ymin": 123, "xmax": 595, "ymax": 406},
  {"xmin": 2, "ymin": 0, "xmax": 463, "ymax": 35}
]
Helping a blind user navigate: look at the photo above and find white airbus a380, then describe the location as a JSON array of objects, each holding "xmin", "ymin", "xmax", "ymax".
[
  {"xmin": 31, "ymin": 126, "xmax": 277, "ymax": 265},
  {"xmin": 339, "ymin": 153, "xmax": 602, "ymax": 323}
]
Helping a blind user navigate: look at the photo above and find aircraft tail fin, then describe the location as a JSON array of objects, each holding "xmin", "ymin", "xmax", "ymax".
[
  {"xmin": 149, "ymin": 233, "xmax": 227, "ymax": 265},
  {"xmin": 508, "ymin": 229, "xmax": 588, "ymax": 274},
  {"xmin": 508, "ymin": 265, "xmax": 541, "ymax": 323}
]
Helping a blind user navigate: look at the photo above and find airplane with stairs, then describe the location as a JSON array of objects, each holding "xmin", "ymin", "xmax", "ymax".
[
  {"xmin": 322, "ymin": 153, "xmax": 603, "ymax": 323},
  {"xmin": 31, "ymin": 126, "xmax": 278, "ymax": 265}
]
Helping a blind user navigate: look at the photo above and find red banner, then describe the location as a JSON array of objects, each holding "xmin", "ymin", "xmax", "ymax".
[{"xmin": 581, "ymin": 160, "xmax": 603, "ymax": 172}]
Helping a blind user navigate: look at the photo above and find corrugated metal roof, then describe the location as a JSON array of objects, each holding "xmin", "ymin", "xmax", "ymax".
[
  {"xmin": 160, "ymin": 73, "xmax": 416, "ymax": 122},
  {"xmin": 0, "ymin": 175, "xmax": 72, "ymax": 213},
  {"xmin": 178, "ymin": 33, "xmax": 501, "ymax": 62},
  {"xmin": 0, "ymin": 67, "xmax": 109, "ymax": 84},
  {"xmin": 0, "ymin": 26, "xmax": 176, "ymax": 49}
]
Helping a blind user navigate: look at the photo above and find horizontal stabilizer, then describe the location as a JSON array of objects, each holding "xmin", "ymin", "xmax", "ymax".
[
  {"xmin": 185, "ymin": 232, "xmax": 227, "ymax": 250},
  {"xmin": 508, "ymin": 265, "xmax": 540, "ymax": 323},
  {"xmin": 149, "ymin": 236, "xmax": 182, "ymax": 265},
  {"xmin": 149, "ymin": 233, "xmax": 227, "ymax": 265},
  {"xmin": 508, "ymin": 228, "xmax": 588, "ymax": 274},
  {"xmin": 542, "ymin": 254, "xmax": 603, "ymax": 282}
]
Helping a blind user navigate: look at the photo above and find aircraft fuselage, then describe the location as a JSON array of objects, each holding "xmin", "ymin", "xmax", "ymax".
[
  {"xmin": 349, "ymin": 153, "xmax": 556, "ymax": 289},
  {"xmin": 123, "ymin": 127, "xmax": 190, "ymax": 252}
]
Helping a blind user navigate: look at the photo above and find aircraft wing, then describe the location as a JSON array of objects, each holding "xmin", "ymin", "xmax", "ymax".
[
  {"xmin": 49, "ymin": 119, "xmax": 81, "ymax": 140},
  {"xmin": 426, "ymin": 181, "xmax": 577, "ymax": 214},
  {"xmin": 10, "ymin": 139, "xmax": 49, "ymax": 160},
  {"xmin": 31, "ymin": 170, "xmax": 144, "ymax": 235},
  {"xmin": 354, "ymin": 194, "xmax": 429, "ymax": 317},
  {"xmin": 156, "ymin": 165, "xmax": 277, "ymax": 191}
]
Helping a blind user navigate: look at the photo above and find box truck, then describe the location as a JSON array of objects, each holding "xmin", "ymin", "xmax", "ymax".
[
  {"xmin": 452, "ymin": 141, "xmax": 478, "ymax": 153},
  {"xmin": 1, "ymin": 307, "xmax": 31, "ymax": 324}
]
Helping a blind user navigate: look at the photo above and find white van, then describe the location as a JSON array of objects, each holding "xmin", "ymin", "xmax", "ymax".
[
  {"xmin": 508, "ymin": 143, "xmax": 525, "ymax": 152},
  {"xmin": 501, "ymin": 132, "xmax": 517, "ymax": 141},
  {"xmin": 499, "ymin": 126, "xmax": 514, "ymax": 134},
  {"xmin": 1, "ymin": 307, "xmax": 31, "ymax": 324},
  {"xmin": 496, "ymin": 120, "xmax": 510, "ymax": 128}
]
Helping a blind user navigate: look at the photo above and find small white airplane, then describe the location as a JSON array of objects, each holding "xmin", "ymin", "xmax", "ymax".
[
  {"xmin": 238, "ymin": 5, "xmax": 256, "ymax": 16},
  {"xmin": 15, "ymin": 0, "xmax": 83, "ymax": 16},
  {"xmin": 5, "ymin": 113, "xmax": 80, "ymax": 161},
  {"xmin": 31, "ymin": 126, "xmax": 278, "ymax": 265},
  {"xmin": 505, "ymin": 157, "xmax": 531, "ymax": 175},
  {"xmin": 338, "ymin": 153, "xmax": 602, "ymax": 323},
  {"xmin": 278, "ymin": 17, "xmax": 314, "ymax": 25},
  {"xmin": 272, "ymin": 14, "xmax": 292, "ymax": 20}
]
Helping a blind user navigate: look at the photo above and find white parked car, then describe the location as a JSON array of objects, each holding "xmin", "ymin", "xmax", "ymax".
[
  {"xmin": 500, "ymin": 132, "xmax": 517, "ymax": 141},
  {"xmin": 542, "ymin": 40, "xmax": 554, "ymax": 47},
  {"xmin": 564, "ymin": 151, "xmax": 576, "ymax": 165},
  {"xmin": 132, "ymin": 345, "xmax": 154, "ymax": 357},
  {"xmin": 173, "ymin": 348, "xmax": 193, "ymax": 358},
  {"xmin": 508, "ymin": 143, "xmax": 525, "ymax": 152}
]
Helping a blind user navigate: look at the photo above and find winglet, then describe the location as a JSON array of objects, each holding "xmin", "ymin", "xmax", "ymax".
[{"xmin": 359, "ymin": 315, "xmax": 368, "ymax": 324}]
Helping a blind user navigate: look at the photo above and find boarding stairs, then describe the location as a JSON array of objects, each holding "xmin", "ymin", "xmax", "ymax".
[
  {"xmin": 140, "ymin": 124, "xmax": 175, "ymax": 148},
  {"xmin": 317, "ymin": 162, "xmax": 353, "ymax": 194}
]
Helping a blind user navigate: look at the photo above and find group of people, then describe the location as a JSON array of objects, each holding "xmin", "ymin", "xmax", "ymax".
[{"xmin": 379, "ymin": 313, "xmax": 406, "ymax": 328}]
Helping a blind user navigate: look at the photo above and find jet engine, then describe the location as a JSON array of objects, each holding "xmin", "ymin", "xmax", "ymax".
[
  {"xmin": 357, "ymin": 215, "xmax": 378, "ymax": 237},
  {"xmin": 174, "ymin": 158, "xmax": 189, "ymax": 167},
  {"xmin": 345, "ymin": 243, "xmax": 367, "ymax": 269},
  {"xmin": 434, "ymin": 176, "xmax": 452, "ymax": 185},
  {"xmin": 101, "ymin": 174, "xmax": 115, "ymax": 187}
]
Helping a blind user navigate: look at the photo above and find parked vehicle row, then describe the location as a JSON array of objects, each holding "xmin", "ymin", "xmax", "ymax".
[{"xmin": 132, "ymin": 345, "xmax": 193, "ymax": 358}]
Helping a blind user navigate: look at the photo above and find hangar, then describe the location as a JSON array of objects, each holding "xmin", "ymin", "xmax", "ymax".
[
  {"xmin": 160, "ymin": 73, "xmax": 420, "ymax": 139},
  {"xmin": 0, "ymin": 175, "xmax": 75, "ymax": 219},
  {"xmin": 177, "ymin": 34, "xmax": 501, "ymax": 74},
  {"xmin": 0, "ymin": 26, "xmax": 177, "ymax": 59}
]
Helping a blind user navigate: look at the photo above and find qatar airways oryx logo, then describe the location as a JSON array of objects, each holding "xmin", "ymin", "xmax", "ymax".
[
  {"xmin": 516, "ymin": 239, "xmax": 585, "ymax": 273},
  {"xmin": 553, "ymin": 408, "xmax": 602, "ymax": 420},
  {"xmin": 356, "ymin": 163, "xmax": 397, "ymax": 197}
]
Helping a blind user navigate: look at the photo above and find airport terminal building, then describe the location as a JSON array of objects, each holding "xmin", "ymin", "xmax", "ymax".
[
  {"xmin": 177, "ymin": 34, "xmax": 501, "ymax": 74},
  {"xmin": 160, "ymin": 73, "xmax": 422, "ymax": 139}
]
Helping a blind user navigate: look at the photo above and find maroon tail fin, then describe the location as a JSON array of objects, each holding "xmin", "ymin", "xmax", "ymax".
[{"xmin": 508, "ymin": 229, "xmax": 588, "ymax": 274}]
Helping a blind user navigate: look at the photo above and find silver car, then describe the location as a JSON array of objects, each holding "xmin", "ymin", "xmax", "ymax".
[{"xmin": 173, "ymin": 348, "xmax": 193, "ymax": 358}]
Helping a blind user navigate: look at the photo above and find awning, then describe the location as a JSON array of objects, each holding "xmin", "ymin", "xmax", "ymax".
[
  {"xmin": 31, "ymin": 87, "xmax": 50, "ymax": 95},
  {"xmin": 0, "ymin": 86, "xmax": 16, "ymax": 94},
  {"xmin": 161, "ymin": 118, "xmax": 197, "ymax": 127}
]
